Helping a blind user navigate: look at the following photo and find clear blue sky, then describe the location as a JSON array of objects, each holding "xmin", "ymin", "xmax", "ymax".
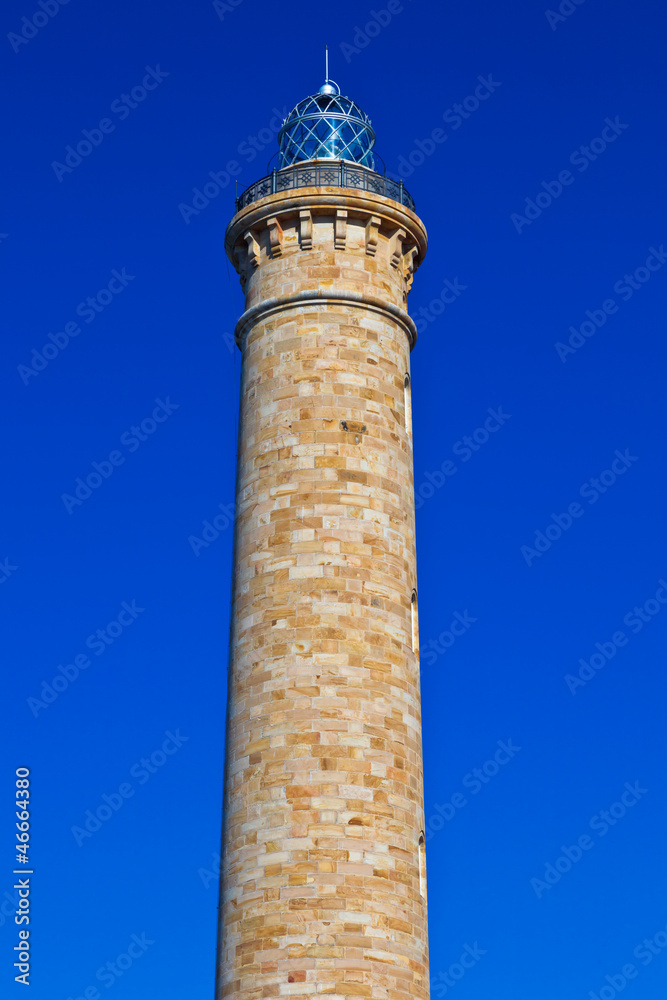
[{"xmin": 3, "ymin": 0, "xmax": 667, "ymax": 996}]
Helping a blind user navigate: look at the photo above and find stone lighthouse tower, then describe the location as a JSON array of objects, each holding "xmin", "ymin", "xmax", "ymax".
[{"xmin": 216, "ymin": 72, "xmax": 429, "ymax": 999}]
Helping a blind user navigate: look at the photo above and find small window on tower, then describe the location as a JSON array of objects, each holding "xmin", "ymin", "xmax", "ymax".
[
  {"xmin": 411, "ymin": 589, "xmax": 419, "ymax": 656},
  {"xmin": 418, "ymin": 832, "xmax": 427, "ymax": 901},
  {"xmin": 404, "ymin": 372, "xmax": 412, "ymax": 442}
]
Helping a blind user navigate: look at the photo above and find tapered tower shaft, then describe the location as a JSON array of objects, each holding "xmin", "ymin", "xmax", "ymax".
[{"xmin": 216, "ymin": 86, "xmax": 428, "ymax": 999}]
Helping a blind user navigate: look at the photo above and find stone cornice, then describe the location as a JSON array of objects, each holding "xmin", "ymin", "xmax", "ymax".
[
  {"xmin": 234, "ymin": 287, "xmax": 419, "ymax": 350},
  {"xmin": 225, "ymin": 187, "xmax": 428, "ymax": 269}
]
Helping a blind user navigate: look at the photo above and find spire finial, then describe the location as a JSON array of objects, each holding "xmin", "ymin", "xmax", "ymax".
[{"xmin": 319, "ymin": 46, "xmax": 339, "ymax": 96}]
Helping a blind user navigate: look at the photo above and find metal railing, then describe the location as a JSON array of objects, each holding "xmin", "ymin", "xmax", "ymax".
[{"xmin": 235, "ymin": 162, "xmax": 416, "ymax": 213}]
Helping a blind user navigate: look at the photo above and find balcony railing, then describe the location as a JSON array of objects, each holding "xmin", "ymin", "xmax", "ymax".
[{"xmin": 235, "ymin": 162, "xmax": 416, "ymax": 213}]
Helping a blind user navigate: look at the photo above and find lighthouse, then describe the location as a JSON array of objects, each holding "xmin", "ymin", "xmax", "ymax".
[{"xmin": 216, "ymin": 71, "xmax": 429, "ymax": 999}]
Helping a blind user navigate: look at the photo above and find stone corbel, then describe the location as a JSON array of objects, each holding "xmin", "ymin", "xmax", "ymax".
[
  {"xmin": 334, "ymin": 209, "xmax": 348, "ymax": 250},
  {"xmin": 390, "ymin": 227, "xmax": 407, "ymax": 269},
  {"xmin": 299, "ymin": 210, "xmax": 313, "ymax": 251},
  {"xmin": 243, "ymin": 230, "xmax": 260, "ymax": 269},
  {"xmin": 267, "ymin": 216, "xmax": 283, "ymax": 258},
  {"xmin": 365, "ymin": 215, "xmax": 381, "ymax": 257},
  {"xmin": 233, "ymin": 245, "xmax": 248, "ymax": 289},
  {"xmin": 404, "ymin": 246, "xmax": 419, "ymax": 291}
]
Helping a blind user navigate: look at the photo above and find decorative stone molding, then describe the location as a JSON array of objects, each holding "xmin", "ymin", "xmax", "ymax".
[
  {"xmin": 226, "ymin": 188, "xmax": 427, "ymax": 273},
  {"xmin": 232, "ymin": 245, "xmax": 249, "ymax": 289},
  {"xmin": 266, "ymin": 216, "xmax": 283, "ymax": 258},
  {"xmin": 405, "ymin": 245, "xmax": 419, "ymax": 291},
  {"xmin": 390, "ymin": 227, "xmax": 407, "ymax": 269},
  {"xmin": 299, "ymin": 210, "xmax": 313, "ymax": 250},
  {"xmin": 365, "ymin": 214, "xmax": 381, "ymax": 256},
  {"xmin": 334, "ymin": 209, "xmax": 348, "ymax": 250},
  {"xmin": 234, "ymin": 287, "xmax": 418, "ymax": 349},
  {"xmin": 243, "ymin": 230, "xmax": 260, "ymax": 268}
]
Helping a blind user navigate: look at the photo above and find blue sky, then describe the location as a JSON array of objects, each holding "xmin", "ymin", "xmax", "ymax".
[{"xmin": 2, "ymin": 0, "xmax": 667, "ymax": 996}]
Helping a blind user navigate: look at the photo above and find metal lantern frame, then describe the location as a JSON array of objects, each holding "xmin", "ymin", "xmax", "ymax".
[{"xmin": 277, "ymin": 82, "xmax": 377, "ymax": 170}]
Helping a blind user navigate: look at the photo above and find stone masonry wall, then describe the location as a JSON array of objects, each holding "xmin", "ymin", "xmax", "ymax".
[{"xmin": 216, "ymin": 188, "xmax": 429, "ymax": 1000}]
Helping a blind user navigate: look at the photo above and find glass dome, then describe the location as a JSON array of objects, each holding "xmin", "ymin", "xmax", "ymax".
[{"xmin": 277, "ymin": 81, "xmax": 376, "ymax": 170}]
